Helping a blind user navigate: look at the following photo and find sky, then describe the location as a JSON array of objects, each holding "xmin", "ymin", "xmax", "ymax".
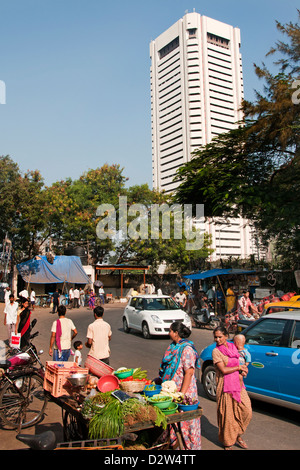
[{"xmin": 0, "ymin": 0, "xmax": 299, "ymax": 189}]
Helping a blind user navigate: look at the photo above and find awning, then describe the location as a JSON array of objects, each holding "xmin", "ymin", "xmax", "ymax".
[
  {"xmin": 17, "ymin": 255, "xmax": 91, "ymax": 285},
  {"xmin": 184, "ymin": 268, "xmax": 255, "ymax": 280}
]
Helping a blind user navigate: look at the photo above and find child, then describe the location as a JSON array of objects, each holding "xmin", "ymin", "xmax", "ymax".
[
  {"xmin": 234, "ymin": 334, "xmax": 251, "ymax": 366},
  {"xmin": 73, "ymin": 340, "xmax": 83, "ymax": 366}
]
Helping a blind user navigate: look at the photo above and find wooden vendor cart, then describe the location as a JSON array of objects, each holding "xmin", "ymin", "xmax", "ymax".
[{"xmin": 45, "ymin": 391, "xmax": 202, "ymax": 450}]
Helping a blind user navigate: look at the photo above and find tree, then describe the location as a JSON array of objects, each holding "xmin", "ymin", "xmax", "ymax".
[{"xmin": 174, "ymin": 12, "xmax": 300, "ymax": 268}]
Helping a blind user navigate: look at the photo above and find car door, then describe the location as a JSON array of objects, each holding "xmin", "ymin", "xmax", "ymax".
[
  {"xmin": 130, "ymin": 297, "xmax": 144, "ymax": 330},
  {"xmin": 244, "ymin": 318, "xmax": 289, "ymax": 398},
  {"xmin": 126, "ymin": 297, "xmax": 138, "ymax": 327},
  {"xmin": 277, "ymin": 320, "xmax": 300, "ymax": 405}
]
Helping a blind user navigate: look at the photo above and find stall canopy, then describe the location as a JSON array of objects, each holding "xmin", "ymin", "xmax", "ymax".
[
  {"xmin": 17, "ymin": 255, "xmax": 91, "ymax": 285},
  {"xmin": 184, "ymin": 268, "xmax": 255, "ymax": 280}
]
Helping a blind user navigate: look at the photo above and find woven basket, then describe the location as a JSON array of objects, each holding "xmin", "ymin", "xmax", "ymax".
[{"xmin": 120, "ymin": 380, "xmax": 145, "ymax": 393}]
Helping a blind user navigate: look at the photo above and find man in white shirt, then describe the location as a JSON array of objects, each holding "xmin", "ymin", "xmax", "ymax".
[
  {"xmin": 19, "ymin": 288, "xmax": 29, "ymax": 300},
  {"xmin": 85, "ymin": 306, "xmax": 112, "ymax": 365},
  {"xmin": 73, "ymin": 287, "xmax": 80, "ymax": 308},
  {"xmin": 49, "ymin": 305, "xmax": 77, "ymax": 361},
  {"xmin": 4, "ymin": 287, "xmax": 11, "ymax": 305},
  {"xmin": 30, "ymin": 289, "xmax": 36, "ymax": 310},
  {"xmin": 4, "ymin": 294, "xmax": 19, "ymax": 345},
  {"xmin": 69, "ymin": 287, "xmax": 74, "ymax": 309},
  {"xmin": 175, "ymin": 288, "xmax": 187, "ymax": 310}
]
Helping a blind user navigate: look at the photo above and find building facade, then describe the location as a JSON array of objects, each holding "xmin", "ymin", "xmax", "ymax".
[{"xmin": 150, "ymin": 11, "xmax": 260, "ymax": 261}]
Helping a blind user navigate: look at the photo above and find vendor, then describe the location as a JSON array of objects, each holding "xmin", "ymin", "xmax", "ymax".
[{"xmin": 159, "ymin": 321, "xmax": 201, "ymax": 450}]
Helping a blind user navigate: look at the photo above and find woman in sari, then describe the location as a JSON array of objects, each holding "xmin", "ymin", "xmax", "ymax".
[
  {"xmin": 159, "ymin": 321, "xmax": 201, "ymax": 450},
  {"xmin": 88, "ymin": 290, "xmax": 95, "ymax": 309},
  {"xmin": 212, "ymin": 325, "xmax": 252, "ymax": 450},
  {"xmin": 15, "ymin": 299, "xmax": 31, "ymax": 349}
]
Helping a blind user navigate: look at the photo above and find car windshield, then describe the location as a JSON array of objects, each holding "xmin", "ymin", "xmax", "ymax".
[{"xmin": 143, "ymin": 297, "xmax": 181, "ymax": 310}]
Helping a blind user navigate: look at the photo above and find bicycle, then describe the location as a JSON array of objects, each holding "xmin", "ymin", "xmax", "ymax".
[{"xmin": 0, "ymin": 320, "xmax": 48, "ymax": 431}]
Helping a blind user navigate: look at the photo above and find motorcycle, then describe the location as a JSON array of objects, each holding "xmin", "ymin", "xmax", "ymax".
[{"xmin": 191, "ymin": 305, "xmax": 220, "ymax": 329}]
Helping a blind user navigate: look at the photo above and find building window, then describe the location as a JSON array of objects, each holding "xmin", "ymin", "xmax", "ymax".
[
  {"xmin": 159, "ymin": 37, "xmax": 180, "ymax": 59},
  {"xmin": 188, "ymin": 28, "xmax": 197, "ymax": 39},
  {"xmin": 207, "ymin": 33, "xmax": 229, "ymax": 50}
]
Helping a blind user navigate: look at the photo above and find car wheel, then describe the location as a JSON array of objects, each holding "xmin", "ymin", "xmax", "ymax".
[
  {"xmin": 202, "ymin": 365, "xmax": 217, "ymax": 401},
  {"xmin": 142, "ymin": 322, "xmax": 151, "ymax": 339},
  {"xmin": 123, "ymin": 317, "xmax": 130, "ymax": 333}
]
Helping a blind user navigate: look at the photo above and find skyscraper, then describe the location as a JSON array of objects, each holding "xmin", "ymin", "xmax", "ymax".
[{"xmin": 150, "ymin": 12, "xmax": 260, "ymax": 261}]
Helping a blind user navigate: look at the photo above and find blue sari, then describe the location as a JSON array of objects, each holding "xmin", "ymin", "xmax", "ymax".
[{"xmin": 159, "ymin": 339, "xmax": 201, "ymax": 381}]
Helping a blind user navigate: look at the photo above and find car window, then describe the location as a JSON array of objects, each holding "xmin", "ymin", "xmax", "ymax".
[
  {"xmin": 135, "ymin": 298, "xmax": 144, "ymax": 309},
  {"xmin": 130, "ymin": 297, "xmax": 138, "ymax": 308},
  {"xmin": 244, "ymin": 318, "xmax": 288, "ymax": 346},
  {"xmin": 291, "ymin": 321, "xmax": 300, "ymax": 349},
  {"xmin": 143, "ymin": 297, "xmax": 181, "ymax": 310}
]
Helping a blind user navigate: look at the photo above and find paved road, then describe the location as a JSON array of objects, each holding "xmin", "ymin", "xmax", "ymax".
[{"xmin": 0, "ymin": 302, "xmax": 299, "ymax": 451}]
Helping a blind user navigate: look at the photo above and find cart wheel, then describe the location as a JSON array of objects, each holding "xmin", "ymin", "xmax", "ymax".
[{"xmin": 62, "ymin": 410, "xmax": 87, "ymax": 442}]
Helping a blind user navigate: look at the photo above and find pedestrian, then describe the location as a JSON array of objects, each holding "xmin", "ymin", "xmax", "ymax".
[
  {"xmin": 99, "ymin": 286, "xmax": 105, "ymax": 305},
  {"xmin": 51, "ymin": 288, "xmax": 60, "ymax": 314},
  {"xmin": 4, "ymin": 286, "xmax": 11, "ymax": 306},
  {"xmin": 79, "ymin": 288, "xmax": 85, "ymax": 307},
  {"xmin": 212, "ymin": 325, "xmax": 252, "ymax": 450},
  {"xmin": 69, "ymin": 287, "xmax": 74, "ymax": 309},
  {"xmin": 73, "ymin": 286, "xmax": 80, "ymax": 308},
  {"xmin": 19, "ymin": 288, "xmax": 29, "ymax": 302},
  {"xmin": 15, "ymin": 298, "xmax": 32, "ymax": 349},
  {"xmin": 49, "ymin": 305, "xmax": 77, "ymax": 361},
  {"xmin": 73, "ymin": 340, "xmax": 83, "ymax": 366},
  {"xmin": 85, "ymin": 305, "xmax": 112, "ymax": 365},
  {"xmin": 225, "ymin": 283, "xmax": 236, "ymax": 314},
  {"xmin": 30, "ymin": 288, "xmax": 36, "ymax": 310},
  {"xmin": 4, "ymin": 294, "xmax": 19, "ymax": 346},
  {"xmin": 158, "ymin": 321, "xmax": 201, "ymax": 450},
  {"xmin": 88, "ymin": 290, "xmax": 95, "ymax": 309}
]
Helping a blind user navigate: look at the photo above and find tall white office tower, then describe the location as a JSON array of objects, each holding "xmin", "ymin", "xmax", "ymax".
[{"xmin": 150, "ymin": 12, "xmax": 262, "ymax": 261}]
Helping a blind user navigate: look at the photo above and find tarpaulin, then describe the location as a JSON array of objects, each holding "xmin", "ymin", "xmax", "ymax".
[
  {"xmin": 17, "ymin": 255, "xmax": 91, "ymax": 284},
  {"xmin": 184, "ymin": 268, "xmax": 255, "ymax": 280}
]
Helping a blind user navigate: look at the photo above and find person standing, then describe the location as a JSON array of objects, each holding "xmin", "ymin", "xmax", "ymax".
[
  {"xmin": 85, "ymin": 306, "xmax": 112, "ymax": 365},
  {"xmin": 19, "ymin": 288, "xmax": 29, "ymax": 301},
  {"xmin": 51, "ymin": 288, "xmax": 60, "ymax": 314},
  {"xmin": 15, "ymin": 298, "xmax": 31, "ymax": 349},
  {"xmin": 4, "ymin": 286, "xmax": 11, "ymax": 306},
  {"xmin": 99, "ymin": 286, "xmax": 105, "ymax": 305},
  {"xmin": 69, "ymin": 287, "xmax": 74, "ymax": 309},
  {"xmin": 212, "ymin": 325, "xmax": 252, "ymax": 450},
  {"xmin": 4, "ymin": 294, "xmax": 19, "ymax": 346},
  {"xmin": 225, "ymin": 284, "xmax": 236, "ymax": 314},
  {"xmin": 79, "ymin": 288, "xmax": 85, "ymax": 307},
  {"xmin": 49, "ymin": 305, "xmax": 77, "ymax": 361},
  {"xmin": 73, "ymin": 287, "xmax": 80, "ymax": 308},
  {"xmin": 30, "ymin": 289, "xmax": 36, "ymax": 310},
  {"xmin": 159, "ymin": 321, "xmax": 201, "ymax": 450}
]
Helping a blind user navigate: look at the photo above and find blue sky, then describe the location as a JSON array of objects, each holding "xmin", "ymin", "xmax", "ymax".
[{"xmin": 0, "ymin": 0, "xmax": 299, "ymax": 189}]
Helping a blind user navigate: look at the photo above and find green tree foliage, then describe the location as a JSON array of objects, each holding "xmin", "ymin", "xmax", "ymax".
[{"xmin": 174, "ymin": 12, "xmax": 300, "ymax": 268}]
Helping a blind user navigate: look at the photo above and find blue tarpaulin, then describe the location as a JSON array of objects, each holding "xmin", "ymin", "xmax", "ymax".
[
  {"xmin": 17, "ymin": 255, "xmax": 91, "ymax": 284},
  {"xmin": 184, "ymin": 268, "xmax": 255, "ymax": 280}
]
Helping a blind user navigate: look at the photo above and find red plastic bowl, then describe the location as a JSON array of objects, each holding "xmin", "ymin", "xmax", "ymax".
[{"xmin": 97, "ymin": 374, "xmax": 120, "ymax": 392}]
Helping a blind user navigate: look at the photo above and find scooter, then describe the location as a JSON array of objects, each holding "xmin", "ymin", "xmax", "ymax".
[{"xmin": 191, "ymin": 306, "xmax": 220, "ymax": 329}]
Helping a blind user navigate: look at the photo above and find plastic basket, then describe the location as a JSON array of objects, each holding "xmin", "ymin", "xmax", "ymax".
[
  {"xmin": 43, "ymin": 361, "xmax": 89, "ymax": 397},
  {"xmin": 84, "ymin": 355, "xmax": 114, "ymax": 377}
]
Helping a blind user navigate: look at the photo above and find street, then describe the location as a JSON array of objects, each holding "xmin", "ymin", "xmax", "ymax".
[{"xmin": 0, "ymin": 302, "xmax": 299, "ymax": 451}]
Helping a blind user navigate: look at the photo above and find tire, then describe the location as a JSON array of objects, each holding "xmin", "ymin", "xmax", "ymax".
[
  {"xmin": 123, "ymin": 317, "xmax": 130, "ymax": 333},
  {"xmin": 202, "ymin": 365, "xmax": 217, "ymax": 401},
  {"xmin": 0, "ymin": 373, "xmax": 48, "ymax": 429},
  {"xmin": 142, "ymin": 322, "xmax": 151, "ymax": 339}
]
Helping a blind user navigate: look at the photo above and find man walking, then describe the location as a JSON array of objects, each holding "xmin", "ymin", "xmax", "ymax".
[
  {"xmin": 85, "ymin": 306, "xmax": 112, "ymax": 365},
  {"xmin": 4, "ymin": 294, "xmax": 19, "ymax": 346},
  {"xmin": 49, "ymin": 305, "xmax": 77, "ymax": 361}
]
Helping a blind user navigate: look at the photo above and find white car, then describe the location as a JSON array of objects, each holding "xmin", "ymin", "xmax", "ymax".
[{"xmin": 122, "ymin": 294, "xmax": 192, "ymax": 339}]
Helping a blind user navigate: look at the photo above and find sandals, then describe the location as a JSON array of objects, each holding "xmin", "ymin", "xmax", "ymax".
[{"xmin": 236, "ymin": 436, "xmax": 248, "ymax": 449}]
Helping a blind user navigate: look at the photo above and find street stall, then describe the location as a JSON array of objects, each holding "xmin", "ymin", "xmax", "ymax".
[{"xmin": 43, "ymin": 359, "xmax": 202, "ymax": 450}]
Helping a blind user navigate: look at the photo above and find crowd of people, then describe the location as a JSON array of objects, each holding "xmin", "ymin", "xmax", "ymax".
[{"xmin": 2, "ymin": 281, "xmax": 257, "ymax": 451}]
